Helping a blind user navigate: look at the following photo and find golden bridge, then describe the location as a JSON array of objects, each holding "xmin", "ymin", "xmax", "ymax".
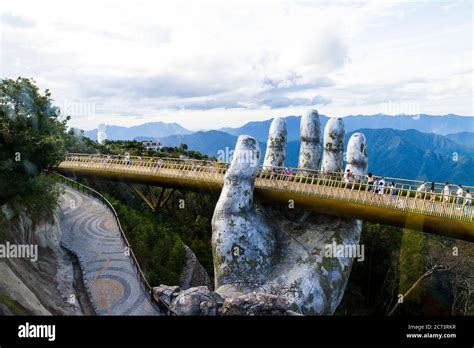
[{"xmin": 55, "ymin": 153, "xmax": 474, "ymax": 242}]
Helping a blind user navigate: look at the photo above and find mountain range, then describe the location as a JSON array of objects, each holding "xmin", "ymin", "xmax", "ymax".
[
  {"xmin": 220, "ymin": 114, "xmax": 474, "ymax": 142},
  {"xmin": 84, "ymin": 121, "xmax": 192, "ymax": 140},
  {"xmin": 83, "ymin": 114, "xmax": 473, "ymax": 142},
  {"xmin": 159, "ymin": 128, "xmax": 473, "ymax": 185},
  {"xmin": 80, "ymin": 114, "xmax": 473, "ymax": 185}
]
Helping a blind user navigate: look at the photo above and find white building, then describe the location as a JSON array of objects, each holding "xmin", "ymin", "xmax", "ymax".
[{"xmin": 141, "ymin": 140, "xmax": 162, "ymax": 151}]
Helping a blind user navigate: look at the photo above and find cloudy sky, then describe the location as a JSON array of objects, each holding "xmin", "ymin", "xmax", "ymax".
[{"xmin": 1, "ymin": 0, "xmax": 472, "ymax": 130}]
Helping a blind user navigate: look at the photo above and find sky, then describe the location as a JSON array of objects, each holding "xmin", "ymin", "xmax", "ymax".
[{"xmin": 0, "ymin": 0, "xmax": 473, "ymax": 131}]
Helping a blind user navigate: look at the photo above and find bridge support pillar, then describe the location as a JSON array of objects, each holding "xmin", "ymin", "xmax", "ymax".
[{"xmin": 132, "ymin": 185, "xmax": 175, "ymax": 212}]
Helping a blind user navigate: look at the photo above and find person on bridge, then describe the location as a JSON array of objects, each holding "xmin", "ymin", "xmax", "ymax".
[
  {"xmin": 464, "ymin": 189, "xmax": 472, "ymax": 215},
  {"xmin": 388, "ymin": 181, "xmax": 398, "ymax": 205},
  {"xmin": 367, "ymin": 172, "xmax": 374, "ymax": 193},
  {"xmin": 377, "ymin": 177, "xmax": 386, "ymax": 200},
  {"xmin": 416, "ymin": 181, "xmax": 427, "ymax": 199},
  {"xmin": 456, "ymin": 185, "xmax": 464, "ymax": 210},
  {"xmin": 372, "ymin": 177, "xmax": 380, "ymax": 201},
  {"xmin": 270, "ymin": 167, "xmax": 277, "ymax": 180},
  {"xmin": 429, "ymin": 182, "xmax": 436, "ymax": 213},
  {"xmin": 442, "ymin": 182, "xmax": 451, "ymax": 205},
  {"xmin": 343, "ymin": 169, "xmax": 352, "ymax": 183}
]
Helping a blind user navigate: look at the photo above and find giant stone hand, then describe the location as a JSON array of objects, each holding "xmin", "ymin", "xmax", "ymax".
[{"xmin": 211, "ymin": 109, "xmax": 368, "ymax": 315}]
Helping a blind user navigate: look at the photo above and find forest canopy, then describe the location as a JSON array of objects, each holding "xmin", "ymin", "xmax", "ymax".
[{"xmin": 0, "ymin": 78, "xmax": 68, "ymax": 217}]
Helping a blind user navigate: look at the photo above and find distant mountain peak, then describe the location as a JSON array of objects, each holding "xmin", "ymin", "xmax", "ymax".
[{"xmin": 84, "ymin": 121, "xmax": 192, "ymax": 141}]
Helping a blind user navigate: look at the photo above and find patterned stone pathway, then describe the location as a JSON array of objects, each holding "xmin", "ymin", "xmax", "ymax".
[{"xmin": 59, "ymin": 186, "xmax": 160, "ymax": 315}]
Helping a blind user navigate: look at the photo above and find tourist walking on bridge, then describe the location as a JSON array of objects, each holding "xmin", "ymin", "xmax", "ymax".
[
  {"xmin": 456, "ymin": 185, "xmax": 464, "ymax": 210},
  {"xmin": 343, "ymin": 169, "xmax": 352, "ymax": 183},
  {"xmin": 388, "ymin": 181, "xmax": 398, "ymax": 205},
  {"xmin": 284, "ymin": 167, "xmax": 291, "ymax": 180},
  {"xmin": 270, "ymin": 167, "xmax": 277, "ymax": 180},
  {"xmin": 464, "ymin": 189, "xmax": 472, "ymax": 216},
  {"xmin": 429, "ymin": 182, "xmax": 436, "ymax": 213},
  {"xmin": 367, "ymin": 172, "xmax": 374, "ymax": 192},
  {"xmin": 442, "ymin": 182, "xmax": 450, "ymax": 205},
  {"xmin": 371, "ymin": 176, "xmax": 380, "ymax": 201},
  {"xmin": 376, "ymin": 177, "xmax": 386, "ymax": 201},
  {"xmin": 416, "ymin": 181, "xmax": 427, "ymax": 199}
]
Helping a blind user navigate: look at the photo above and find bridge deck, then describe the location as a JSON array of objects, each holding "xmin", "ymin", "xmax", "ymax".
[{"xmin": 56, "ymin": 154, "xmax": 474, "ymax": 242}]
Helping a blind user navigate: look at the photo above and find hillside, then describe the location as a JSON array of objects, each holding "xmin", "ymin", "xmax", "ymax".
[
  {"xmin": 159, "ymin": 130, "xmax": 266, "ymax": 160},
  {"xmin": 445, "ymin": 132, "xmax": 474, "ymax": 149},
  {"xmin": 348, "ymin": 128, "xmax": 474, "ymax": 185}
]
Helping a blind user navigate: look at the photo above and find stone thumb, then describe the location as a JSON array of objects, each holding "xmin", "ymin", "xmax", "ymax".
[
  {"xmin": 218, "ymin": 135, "xmax": 261, "ymax": 213},
  {"xmin": 212, "ymin": 135, "xmax": 275, "ymax": 296}
]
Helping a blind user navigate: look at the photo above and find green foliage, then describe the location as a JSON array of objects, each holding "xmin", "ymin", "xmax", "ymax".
[
  {"xmin": 398, "ymin": 229, "xmax": 425, "ymax": 301},
  {"xmin": 103, "ymin": 140, "xmax": 212, "ymax": 160},
  {"xmin": 0, "ymin": 77, "xmax": 67, "ymax": 217},
  {"xmin": 336, "ymin": 223, "xmax": 403, "ymax": 315},
  {"xmin": 63, "ymin": 128, "xmax": 109, "ymax": 154},
  {"xmin": 339, "ymin": 222, "xmax": 474, "ymax": 316},
  {"xmin": 423, "ymin": 236, "xmax": 474, "ymax": 315},
  {"xmin": 102, "ymin": 140, "xmax": 145, "ymax": 156},
  {"xmin": 163, "ymin": 190, "xmax": 217, "ymax": 275},
  {"xmin": 108, "ymin": 197, "xmax": 186, "ymax": 285},
  {"xmin": 0, "ymin": 293, "xmax": 27, "ymax": 315}
]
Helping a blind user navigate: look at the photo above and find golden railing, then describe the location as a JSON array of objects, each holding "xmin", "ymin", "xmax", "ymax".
[
  {"xmin": 55, "ymin": 153, "xmax": 474, "ymax": 241},
  {"xmin": 58, "ymin": 153, "xmax": 473, "ymax": 223}
]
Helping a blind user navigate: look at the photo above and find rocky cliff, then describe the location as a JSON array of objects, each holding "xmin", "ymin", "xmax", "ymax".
[
  {"xmin": 180, "ymin": 244, "xmax": 212, "ymax": 290},
  {"xmin": 0, "ymin": 208, "xmax": 91, "ymax": 315}
]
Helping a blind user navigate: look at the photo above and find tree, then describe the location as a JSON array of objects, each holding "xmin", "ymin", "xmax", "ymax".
[{"xmin": 0, "ymin": 77, "xmax": 68, "ymax": 216}]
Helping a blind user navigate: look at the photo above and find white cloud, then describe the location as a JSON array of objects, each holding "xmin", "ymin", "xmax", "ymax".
[{"xmin": 0, "ymin": 0, "xmax": 472, "ymax": 130}]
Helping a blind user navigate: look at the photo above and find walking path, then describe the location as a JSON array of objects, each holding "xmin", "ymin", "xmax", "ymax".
[{"xmin": 59, "ymin": 186, "xmax": 160, "ymax": 315}]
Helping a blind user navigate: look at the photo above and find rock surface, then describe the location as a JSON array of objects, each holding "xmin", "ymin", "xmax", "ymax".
[
  {"xmin": 0, "ymin": 208, "xmax": 86, "ymax": 315},
  {"xmin": 321, "ymin": 117, "xmax": 345, "ymax": 173},
  {"xmin": 212, "ymin": 135, "xmax": 275, "ymax": 297},
  {"xmin": 346, "ymin": 133, "xmax": 369, "ymax": 176},
  {"xmin": 221, "ymin": 292, "xmax": 290, "ymax": 316},
  {"xmin": 152, "ymin": 285, "xmax": 295, "ymax": 316},
  {"xmin": 298, "ymin": 109, "xmax": 322, "ymax": 169},
  {"xmin": 263, "ymin": 117, "xmax": 287, "ymax": 168},
  {"xmin": 180, "ymin": 244, "xmax": 212, "ymax": 290},
  {"xmin": 169, "ymin": 286, "xmax": 223, "ymax": 315}
]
